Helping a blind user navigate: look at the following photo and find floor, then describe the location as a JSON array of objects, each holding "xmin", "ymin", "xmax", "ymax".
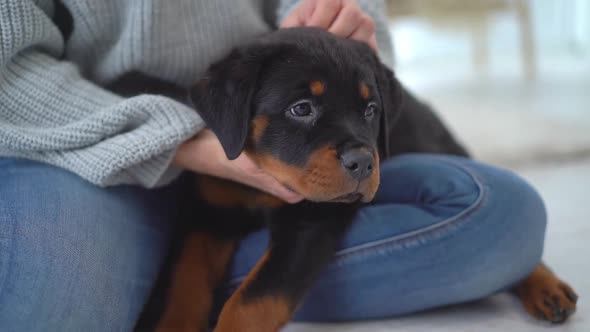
[{"xmin": 284, "ymin": 9, "xmax": 590, "ymax": 332}]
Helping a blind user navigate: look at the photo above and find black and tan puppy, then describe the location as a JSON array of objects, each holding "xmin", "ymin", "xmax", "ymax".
[{"xmin": 150, "ymin": 28, "xmax": 577, "ymax": 331}]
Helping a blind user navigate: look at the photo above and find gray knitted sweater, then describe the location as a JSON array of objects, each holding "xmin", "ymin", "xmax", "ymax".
[{"xmin": 0, "ymin": 0, "xmax": 393, "ymax": 187}]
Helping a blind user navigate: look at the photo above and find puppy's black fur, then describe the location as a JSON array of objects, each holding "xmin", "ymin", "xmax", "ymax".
[
  {"xmin": 138, "ymin": 27, "xmax": 468, "ymax": 332},
  {"xmin": 139, "ymin": 27, "xmax": 575, "ymax": 332}
]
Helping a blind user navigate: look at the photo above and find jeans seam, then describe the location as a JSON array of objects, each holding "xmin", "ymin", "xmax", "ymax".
[{"xmin": 227, "ymin": 156, "xmax": 486, "ymax": 287}]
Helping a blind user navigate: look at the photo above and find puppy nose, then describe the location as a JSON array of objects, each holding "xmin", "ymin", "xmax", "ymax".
[{"xmin": 340, "ymin": 149, "xmax": 374, "ymax": 181}]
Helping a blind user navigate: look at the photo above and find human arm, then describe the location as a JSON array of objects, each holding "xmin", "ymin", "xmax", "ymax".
[{"xmin": 0, "ymin": 0, "xmax": 203, "ymax": 188}]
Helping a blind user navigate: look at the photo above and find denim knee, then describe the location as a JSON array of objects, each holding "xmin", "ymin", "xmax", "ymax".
[
  {"xmin": 384, "ymin": 154, "xmax": 548, "ymax": 298},
  {"xmin": 473, "ymin": 159, "xmax": 547, "ymax": 292},
  {"xmin": 393, "ymin": 154, "xmax": 549, "ymax": 298},
  {"xmin": 292, "ymin": 155, "xmax": 548, "ymax": 321}
]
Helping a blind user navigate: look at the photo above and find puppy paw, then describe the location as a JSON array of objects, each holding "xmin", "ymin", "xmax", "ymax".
[{"xmin": 517, "ymin": 264, "xmax": 578, "ymax": 324}]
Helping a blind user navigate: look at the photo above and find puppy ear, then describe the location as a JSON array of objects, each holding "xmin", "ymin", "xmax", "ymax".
[
  {"xmin": 374, "ymin": 61, "xmax": 404, "ymax": 158},
  {"xmin": 189, "ymin": 46, "xmax": 279, "ymax": 160}
]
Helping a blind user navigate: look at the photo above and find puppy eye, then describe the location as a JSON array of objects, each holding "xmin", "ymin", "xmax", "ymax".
[
  {"xmin": 289, "ymin": 102, "xmax": 313, "ymax": 117},
  {"xmin": 365, "ymin": 102, "xmax": 377, "ymax": 119}
]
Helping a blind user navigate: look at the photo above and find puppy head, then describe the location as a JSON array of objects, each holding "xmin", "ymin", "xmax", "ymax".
[{"xmin": 190, "ymin": 27, "xmax": 402, "ymax": 203}]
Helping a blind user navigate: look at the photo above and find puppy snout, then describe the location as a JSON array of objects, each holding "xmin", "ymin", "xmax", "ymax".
[{"xmin": 340, "ymin": 149, "xmax": 374, "ymax": 181}]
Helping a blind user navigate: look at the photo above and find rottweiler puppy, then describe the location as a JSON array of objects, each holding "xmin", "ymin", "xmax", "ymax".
[{"xmin": 148, "ymin": 27, "xmax": 577, "ymax": 331}]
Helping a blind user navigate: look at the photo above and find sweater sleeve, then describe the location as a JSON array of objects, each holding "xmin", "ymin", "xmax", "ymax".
[
  {"xmin": 0, "ymin": 0, "xmax": 204, "ymax": 188},
  {"xmin": 274, "ymin": 0, "xmax": 395, "ymax": 69}
]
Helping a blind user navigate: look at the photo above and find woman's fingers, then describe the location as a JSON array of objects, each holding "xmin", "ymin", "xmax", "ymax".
[
  {"xmin": 280, "ymin": 0, "xmax": 316, "ymax": 28},
  {"xmin": 232, "ymin": 153, "xmax": 304, "ymax": 204},
  {"xmin": 367, "ymin": 34, "xmax": 378, "ymax": 51},
  {"xmin": 280, "ymin": 0, "xmax": 377, "ymax": 50},
  {"xmin": 328, "ymin": 2, "xmax": 363, "ymax": 38},
  {"xmin": 259, "ymin": 175, "xmax": 304, "ymax": 204},
  {"xmin": 349, "ymin": 13, "xmax": 377, "ymax": 49},
  {"xmin": 306, "ymin": 0, "xmax": 342, "ymax": 29}
]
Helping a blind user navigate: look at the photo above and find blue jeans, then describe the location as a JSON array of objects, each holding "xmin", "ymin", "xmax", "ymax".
[{"xmin": 0, "ymin": 155, "xmax": 546, "ymax": 331}]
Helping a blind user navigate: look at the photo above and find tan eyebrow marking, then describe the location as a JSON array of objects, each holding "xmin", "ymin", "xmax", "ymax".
[
  {"xmin": 309, "ymin": 80, "xmax": 326, "ymax": 96},
  {"xmin": 359, "ymin": 82, "xmax": 370, "ymax": 100}
]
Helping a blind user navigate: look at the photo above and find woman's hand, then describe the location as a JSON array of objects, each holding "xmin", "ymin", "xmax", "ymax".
[
  {"xmin": 173, "ymin": 129, "xmax": 304, "ymax": 204},
  {"xmin": 280, "ymin": 0, "xmax": 377, "ymax": 50}
]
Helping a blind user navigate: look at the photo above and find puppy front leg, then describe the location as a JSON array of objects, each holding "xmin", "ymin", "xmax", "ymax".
[
  {"xmin": 214, "ymin": 203, "xmax": 358, "ymax": 332},
  {"xmin": 156, "ymin": 233, "xmax": 235, "ymax": 332}
]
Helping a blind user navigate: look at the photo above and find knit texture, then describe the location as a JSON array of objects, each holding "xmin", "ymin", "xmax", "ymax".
[{"xmin": 0, "ymin": 0, "xmax": 393, "ymax": 187}]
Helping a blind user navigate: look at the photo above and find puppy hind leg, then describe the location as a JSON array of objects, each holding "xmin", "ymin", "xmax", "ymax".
[{"xmin": 514, "ymin": 262, "xmax": 578, "ymax": 324}]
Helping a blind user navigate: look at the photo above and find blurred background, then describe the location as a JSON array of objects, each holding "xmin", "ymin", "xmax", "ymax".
[
  {"xmin": 289, "ymin": 1, "xmax": 589, "ymax": 331},
  {"xmin": 387, "ymin": 0, "xmax": 590, "ymax": 166}
]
